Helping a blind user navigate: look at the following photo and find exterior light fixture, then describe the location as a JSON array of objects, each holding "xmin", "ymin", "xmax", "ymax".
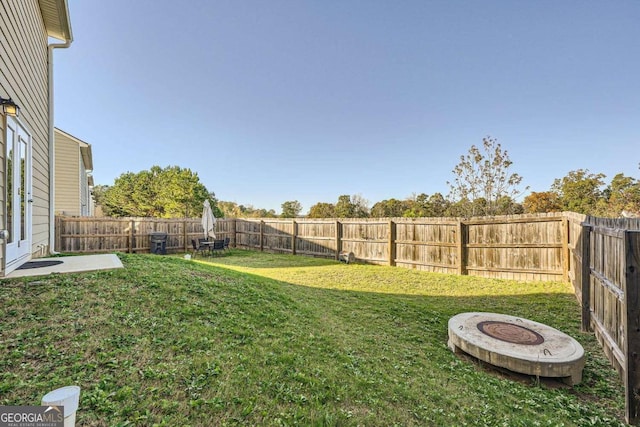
[{"xmin": 0, "ymin": 97, "xmax": 20, "ymax": 117}]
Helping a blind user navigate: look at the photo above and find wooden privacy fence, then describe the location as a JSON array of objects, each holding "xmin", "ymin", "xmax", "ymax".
[
  {"xmin": 55, "ymin": 216, "xmax": 236, "ymax": 254},
  {"xmin": 566, "ymin": 213, "xmax": 640, "ymax": 424},
  {"xmin": 57, "ymin": 213, "xmax": 567, "ymax": 281},
  {"xmin": 234, "ymin": 213, "xmax": 568, "ymax": 282}
]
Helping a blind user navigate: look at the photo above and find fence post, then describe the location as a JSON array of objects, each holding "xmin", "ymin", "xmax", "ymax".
[
  {"xmin": 624, "ymin": 231, "xmax": 640, "ymax": 425},
  {"xmin": 233, "ymin": 219, "xmax": 237, "ymax": 248},
  {"xmin": 335, "ymin": 220, "xmax": 342, "ymax": 260},
  {"xmin": 457, "ymin": 221, "xmax": 467, "ymax": 275},
  {"xmin": 580, "ymin": 223, "xmax": 592, "ymax": 332},
  {"xmin": 183, "ymin": 219, "xmax": 188, "ymax": 253},
  {"xmin": 129, "ymin": 220, "xmax": 135, "ymax": 253},
  {"xmin": 55, "ymin": 216, "xmax": 62, "ymax": 253},
  {"xmin": 388, "ymin": 219, "xmax": 396, "ymax": 266},
  {"xmin": 260, "ymin": 220, "xmax": 264, "ymax": 252},
  {"xmin": 292, "ymin": 220, "xmax": 297, "ymax": 255},
  {"xmin": 562, "ymin": 217, "xmax": 570, "ymax": 282}
]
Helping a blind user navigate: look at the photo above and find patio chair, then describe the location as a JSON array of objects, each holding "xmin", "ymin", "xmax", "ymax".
[
  {"xmin": 211, "ymin": 239, "xmax": 225, "ymax": 256},
  {"xmin": 223, "ymin": 237, "xmax": 230, "ymax": 250},
  {"xmin": 191, "ymin": 239, "xmax": 209, "ymax": 258}
]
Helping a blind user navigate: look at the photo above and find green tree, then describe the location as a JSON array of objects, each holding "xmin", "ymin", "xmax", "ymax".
[
  {"xmin": 551, "ymin": 169, "xmax": 606, "ymax": 215},
  {"xmin": 600, "ymin": 173, "xmax": 640, "ymax": 217},
  {"xmin": 335, "ymin": 195, "xmax": 353, "ymax": 217},
  {"xmin": 447, "ymin": 137, "xmax": 527, "ymax": 217},
  {"xmin": 95, "ymin": 166, "xmax": 217, "ymax": 218},
  {"xmin": 218, "ymin": 201, "xmax": 277, "ymax": 218},
  {"xmin": 281, "ymin": 200, "xmax": 302, "ymax": 218},
  {"xmin": 217, "ymin": 201, "xmax": 244, "ymax": 218},
  {"xmin": 370, "ymin": 198, "xmax": 408, "ymax": 217},
  {"xmin": 404, "ymin": 193, "xmax": 451, "ymax": 217},
  {"xmin": 427, "ymin": 193, "xmax": 451, "ymax": 217},
  {"xmin": 494, "ymin": 195, "xmax": 524, "ymax": 215},
  {"xmin": 308, "ymin": 202, "xmax": 336, "ymax": 218},
  {"xmin": 335, "ymin": 194, "xmax": 369, "ymax": 218},
  {"xmin": 403, "ymin": 193, "xmax": 429, "ymax": 217}
]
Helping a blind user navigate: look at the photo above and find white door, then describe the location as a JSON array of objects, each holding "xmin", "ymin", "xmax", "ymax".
[{"xmin": 5, "ymin": 116, "xmax": 32, "ymax": 272}]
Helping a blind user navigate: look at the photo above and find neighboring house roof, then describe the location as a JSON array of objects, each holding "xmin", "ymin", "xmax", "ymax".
[
  {"xmin": 54, "ymin": 127, "xmax": 93, "ymax": 171},
  {"xmin": 39, "ymin": 0, "xmax": 73, "ymax": 42}
]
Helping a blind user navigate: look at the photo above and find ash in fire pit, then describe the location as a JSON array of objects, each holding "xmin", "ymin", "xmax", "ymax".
[{"xmin": 448, "ymin": 312, "xmax": 585, "ymax": 385}]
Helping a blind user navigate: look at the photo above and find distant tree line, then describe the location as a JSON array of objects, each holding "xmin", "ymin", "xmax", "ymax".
[
  {"xmin": 524, "ymin": 169, "xmax": 640, "ymax": 217},
  {"xmin": 92, "ymin": 138, "xmax": 639, "ymax": 220}
]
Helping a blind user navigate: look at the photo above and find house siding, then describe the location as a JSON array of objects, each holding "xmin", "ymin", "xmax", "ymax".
[
  {"xmin": 1, "ymin": 0, "xmax": 52, "ymax": 266},
  {"xmin": 0, "ymin": 116, "xmax": 4, "ymax": 269},
  {"xmin": 54, "ymin": 132, "xmax": 81, "ymax": 215}
]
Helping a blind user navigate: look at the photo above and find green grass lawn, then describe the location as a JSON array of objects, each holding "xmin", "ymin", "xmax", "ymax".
[{"xmin": 0, "ymin": 250, "xmax": 626, "ymax": 426}]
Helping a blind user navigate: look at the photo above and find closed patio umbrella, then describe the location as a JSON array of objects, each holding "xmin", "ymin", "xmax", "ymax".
[{"xmin": 201, "ymin": 200, "xmax": 216, "ymax": 239}]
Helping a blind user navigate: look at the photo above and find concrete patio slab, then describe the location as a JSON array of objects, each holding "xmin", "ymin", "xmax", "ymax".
[{"xmin": 6, "ymin": 254, "xmax": 124, "ymax": 278}]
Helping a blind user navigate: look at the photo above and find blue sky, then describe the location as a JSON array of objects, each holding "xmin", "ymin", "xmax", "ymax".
[{"xmin": 54, "ymin": 1, "xmax": 639, "ymax": 214}]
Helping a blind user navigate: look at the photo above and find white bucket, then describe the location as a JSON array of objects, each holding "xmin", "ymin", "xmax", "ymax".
[{"xmin": 42, "ymin": 386, "xmax": 81, "ymax": 427}]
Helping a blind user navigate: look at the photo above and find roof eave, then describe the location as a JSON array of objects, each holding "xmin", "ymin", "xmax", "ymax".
[
  {"xmin": 80, "ymin": 145, "xmax": 93, "ymax": 172},
  {"xmin": 39, "ymin": 0, "xmax": 73, "ymax": 42}
]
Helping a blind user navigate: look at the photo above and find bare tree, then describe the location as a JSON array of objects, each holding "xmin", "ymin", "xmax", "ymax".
[{"xmin": 447, "ymin": 137, "xmax": 527, "ymax": 217}]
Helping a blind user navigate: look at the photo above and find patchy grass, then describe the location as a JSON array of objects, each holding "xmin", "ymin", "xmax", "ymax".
[{"xmin": 0, "ymin": 250, "xmax": 626, "ymax": 426}]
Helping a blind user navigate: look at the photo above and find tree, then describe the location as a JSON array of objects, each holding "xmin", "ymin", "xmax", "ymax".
[
  {"xmin": 335, "ymin": 194, "xmax": 369, "ymax": 218},
  {"xmin": 94, "ymin": 166, "xmax": 216, "ymax": 218},
  {"xmin": 551, "ymin": 169, "xmax": 606, "ymax": 215},
  {"xmin": 281, "ymin": 200, "xmax": 302, "ymax": 218},
  {"xmin": 95, "ymin": 165, "xmax": 218, "ymax": 218},
  {"xmin": 308, "ymin": 202, "xmax": 336, "ymax": 218},
  {"xmin": 600, "ymin": 173, "xmax": 640, "ymax": 217},
  {"xmin": 523, "ymin": 191, "xmax": 562, "ymax": 213},
  {"xmin": 335, "ymin": 195, "xmax": 353, "ymax": 217},
  {"xmin": 217, "ymin": 201, "xmax": 244, "ymax": 218},
  {"xmin": 447, "ymin": 137, "xmax": 527, "ymax": 216},
  {"xmin": 350, "ymin": 194, "xmax": 370, "ymax": 218},
  {"xmin": 370, "ymin": 198, "xmax": 408, "ymax": 217},
  {"xmin": 494, "ymin": 195, "xmax": 524, "ymax": 215},
  {"xmin": 218, "ymin": 201, "xmax": 276, "ymax": 218},
  {"xmin": 426, "ymin": 193, "xmax": 450, "ymax": 217},
  {"xmin": 404, "ymin": 193, "xmax": 451, "ymax": 217}
]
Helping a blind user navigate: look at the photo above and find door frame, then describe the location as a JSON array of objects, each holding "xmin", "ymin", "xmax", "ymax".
[{"xmin": 4, "ymin": 115, "xmax": 32, "ymax": 274}]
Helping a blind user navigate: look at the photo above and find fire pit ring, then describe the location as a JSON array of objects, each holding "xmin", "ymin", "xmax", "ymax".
[{"xmin": 448, "ymin": 312, "xmax": 585, "ymax": 385}]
